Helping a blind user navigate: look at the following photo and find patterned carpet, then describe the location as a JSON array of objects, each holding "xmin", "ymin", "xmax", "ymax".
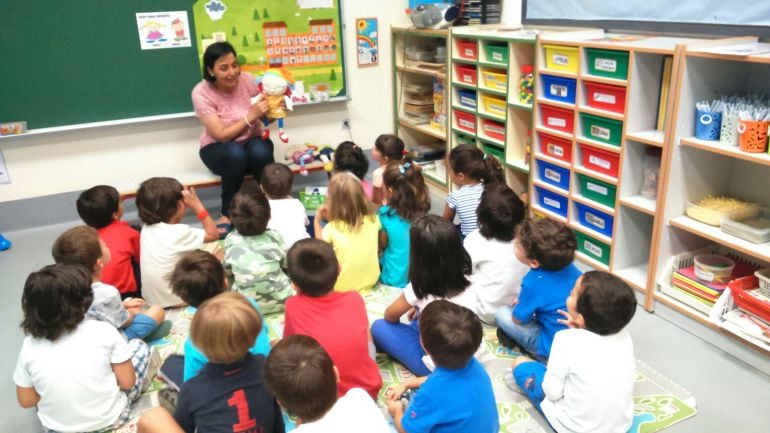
[{"xmin": 115, "ymin": 285, "xmax": 697, "ymax": 433}]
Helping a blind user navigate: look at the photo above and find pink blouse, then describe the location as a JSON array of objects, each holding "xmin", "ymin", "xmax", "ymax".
[{"xmin": 191, "ymin": 73, "xmax": 263, "ymax": 148}]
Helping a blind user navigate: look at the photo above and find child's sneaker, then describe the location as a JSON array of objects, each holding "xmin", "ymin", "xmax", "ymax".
[
  {"xmin": 159, "ymin": 386, "xmax": 179, "ymax": 413},
  {"xmin": 496, "ymin": 328, "xmax": 523, "ymax": 352},
  {"xmin": 503, "ymin": 368, "xmax": 526, "ymax": 396}
]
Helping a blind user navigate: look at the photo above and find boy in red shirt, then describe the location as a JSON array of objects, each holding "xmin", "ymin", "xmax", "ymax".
[
  {"xmin": 283, "ymin": 239, "xmax": 382, "ymax": 400},
  {"xmin": 77, "ymin": 185, "xmax": 140, "ymax": 298}
]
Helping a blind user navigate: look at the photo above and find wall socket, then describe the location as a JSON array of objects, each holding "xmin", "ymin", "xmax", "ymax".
[{"xmin": 341, "ymin": 119, "xmax": 350, "ymax": 130}]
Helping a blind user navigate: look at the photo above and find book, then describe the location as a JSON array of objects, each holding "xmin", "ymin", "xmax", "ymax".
[
  {"xmin": 655, "ymin": 56, "xmax": 673, "ymax": 131},
  {"xmin": 157, "ymin": 355, "xmax": 185, "ymax": 391}
]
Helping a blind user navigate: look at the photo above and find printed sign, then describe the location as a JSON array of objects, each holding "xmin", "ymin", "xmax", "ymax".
[
  {"xmin": 553, "ymin": 54, "xmax": 569, "ymax": 65},
  {"xmin": 595, "ymin": 58, "xmax": 617, "ymax": 72},
  {"xmin": 544, "ymin": 168, "xmax": 562, "ymax": 184},
  {"xmin": 547, "ymin": 117, "xmax": 566, "ymax": 127},
  {"xmin": 585, "ymin": 212, "xmax": 606, "ymax": 230},
  {"xmin": 584, "ymin": 240, "xmax": 603, "ymax": 257},
  {"xmin": 593, "ymin": 93, "xmax": 616, "ymax": 104},
  {"xmin": 136, "ymin": 11, "xmax": 191, "ymax": 50},
  {"xmin": 547, "ymin": 143, "xmax": 564, "ymax": 157},
  {"xmin": 591, "ymin": 125, "xmax": 611, "ymax": 140},
  {"xmin": 544, "ymin": 197, "xmax": 561, "ymax": 209}
]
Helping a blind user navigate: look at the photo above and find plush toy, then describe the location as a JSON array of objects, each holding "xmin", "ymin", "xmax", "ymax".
[
  {"xmin": 317, "ymin": 146, "xmax": 335, "ymax": 172},
  {"xmin": 255, "ymin": 68, "xmax": 294, "ymax": 143},
  {"xmin": 284, "ymin": 145, "xmax": 315, "ymax": 176}
]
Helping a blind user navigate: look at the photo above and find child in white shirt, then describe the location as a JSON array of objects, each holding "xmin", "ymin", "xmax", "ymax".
[{"xmin": 260, "ymin": 163, "xmax": 309, "ymax": 249}]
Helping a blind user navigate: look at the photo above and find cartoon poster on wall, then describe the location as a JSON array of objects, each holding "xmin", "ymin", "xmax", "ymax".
[
  {"xmin": 193, "ymin": 0, "xmax": 347, "ymax": 104},
  {"xmin": 356, "ymin": 18, "xmax": 378, "ymax": 67},
  {"xmin": 136, "ymin": 11, "xmax": 192, "ymax": 50}
]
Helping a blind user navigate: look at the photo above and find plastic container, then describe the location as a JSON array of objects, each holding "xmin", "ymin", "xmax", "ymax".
[
  {"xmin": 575, "ymin": 202, "xmax": 614, "ymax": 238},
  {"xmin": 581, "ymin": 113, "xmax": 623, "ymax": 146},
  {"xmin": 457, "ymin": 89, "xmax": 477, "ymax": 110},
  {"xmin": 484, "ymin": 43, "xmax": 508, "ymax": 63},
  {"xmin": 577, "ymin": 173, "xmax": 617, "ymax": 208},
  {"xmin": 756, "ymin": 268, "xmax": 770, "ymax": 296},
  {"xmin": 536, "ymin": 159, "xmax": 570, "ymax": 191},
  {"xmin": 482, "ymin": 143, "xmax": 505, "ymax": 161},
  {"xmin": 481, "ymin": 69, "xmax": 507, "ymax": 92},
  {"xmin": 456, "ymin": 39, "xmax": 478, "ymax": 60},
  {"xmin": 584, "ymin": 81, "xmax": 626, "ymax": 113},
  {"xmin": 518, "ymin": 64, "xmax": 534, "ymax": 105},
  {"xmin": 721, "ymin": 209, "xmax": 770, "ymax": 244},
  {"xmin": 585, "ymin": 48, "xmax": 629, "ymax": 80},
  {"xmin": 541, "ymin": 74, "xmax": 577, "ymax": 104},
  {"xmin": 738, "ymin": 119, "xmax": 769, "ymax": 153},
  {"xmin": 694, "ymin": 254, "xmax": 736, "ymax": 284},
  {"xmin": 695, "ymin": 108, "xmax": 722, "ymax": 141},
  {"xmin": 580, "ymin": 144, "xmax": 620, "ymax": 178},
  {"xmin": 539, "ymin": 132, "xmax": 572, "ymax": 163},
  {"xmin": 481, "ymin": 118, "xmax": 505, "ymax": 141},
  {"xmin": 454, "ymin": 109, "xmax": 476, "ymax": 133},
  {"xmin": 540, "ymin": 104, "xmax": 575, "ymax": 133},
  {"xmin": 575, "ymin": 230, "xmax": 611, "ymax": 266},
  {"xmin": 456, "ymin": 133, "xmax": 476, "ymax": 146},
  {"xmin": 455, "ymin": 64, "xmax": 477, "ymax": 86},
  {"xmin": 685, "ymin": 197, "xmax": 761, "ymax": 226},
  {"xmin": 480, "ymin": 93, "xmax": 506, "ymax": 117},
  {"xmin": 720, "ymin": 112, "xmax": 740, "ymax": 147},
  {"xmin": 730, "ymin": 275, "xmax": 770, "ymax": 323},
  {"xmin": 535, "ymin": 185, "xmax": 568, "ymax": 218},
  {"xmin": 543, "ymin": 44, "xmax": 579, "ymax": 73}
]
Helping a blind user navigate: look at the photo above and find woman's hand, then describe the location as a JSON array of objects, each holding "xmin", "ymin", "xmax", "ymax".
[{"xmin": 246, "ymin": 94, "xmax": 268, "ymax": 124}]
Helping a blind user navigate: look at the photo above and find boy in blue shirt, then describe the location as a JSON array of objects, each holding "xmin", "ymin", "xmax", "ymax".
[
  {"xmin": 494, "ymin": 218, "xmax": 582, "ymax": 359},
  {"xmin": 386, "ymin": 300, "xmax": 498, "ymax": 433}
]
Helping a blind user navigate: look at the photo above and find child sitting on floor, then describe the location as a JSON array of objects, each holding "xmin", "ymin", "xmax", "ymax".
[
  {"xmin": 136, "ymin": 177, "xmax": 219, "ymax": 307},
  {"xmin": 283, "ymin": 239, "xmax": 382, "ymax": 400},
  {"xmin": 333, "ymin": 141, "xmax": 372, "ymax": 200},
  {"xmin": 77, "ymin": 184, "xmax": 141, "ymax": 298},
  {"xmin": 14, "ymin": 264, "xmax": 152, "ymax": 432},
  {"xmin": 224, "ymin": 181, "xmax": 293, "ymax": 315},
  {"xmin": 465, "ymin": 183, "xmax": 529, "ymax": 324},
  {"xmin": 495, "ymin": 218, "xmax": 582, "ymax": 359},
  {"xmin": 260, "ymin": 163, "xmax": 310, "ymax": 249},
  {"xmin": 386, "ymin": 300, "xmax": 498, "ymax": 433},
  {"xmin": 138, "ymin": 292, "xmax": 285, "ymax": 433},
  {"xmin": 52, "ymin": 225, "xmax": 167, "ymax": 341},
  {"xmin": 511, "ymin": 271, "xmax": 637, "ymax": 433},
  {"xmin": 170, "ymin": 250, "xmax": 270, "ymax": 381},
  {"xmin": 371, "ymin": 133, "xmax": 405, "ymax": 206},
  {"xmin": 265, "ymin": 335, "xmax": 390, "ymax": 432}
]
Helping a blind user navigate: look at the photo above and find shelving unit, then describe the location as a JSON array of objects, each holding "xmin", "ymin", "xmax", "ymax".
[{"xmin": 392, "ymin": 26, "xmax": 450, "ymax": 190}]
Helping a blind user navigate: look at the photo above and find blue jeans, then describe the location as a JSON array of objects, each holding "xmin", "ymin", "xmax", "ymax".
[
  {"xmin": 495, "ymin": 305, "xmax": 541, "ymax": 356},
  {"xmin": 371, "ymin": 318, "xmax": 431, "ymax": 376},
  {"xmin": 199, "ymin": 138, "xmax": 274, "ymax": 216}
]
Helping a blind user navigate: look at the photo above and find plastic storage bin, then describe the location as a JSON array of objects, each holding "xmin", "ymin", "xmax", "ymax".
[
  {"xmin": 540, "ymin": 104, "xmax": 575, "ymax": 134},
  {"xmin": 481, "ymin": 119, "xmax": 505, "ymax": 141},
  {"xmin": 575, "ymin": 202, "xmax": 614, "ymax": 237},
  {"xmin": 480, "ymin": 93, "xmax": 506, "ymax": 117},
  {"xmin": 693, "ymin": 254, "xmax": 735, "ymax": 284},
  {"xmin": 454, "ymin": 109, "xmax": 476, "ymax": 133},
  {"xmin": 585, "ymin": 48, "xmax": 629, "ymax": 80},
  {"xmin": 484, "ymin": 43, "xmax": 508, "ymax": 63},
  {"xmin": 538, "ymin": 132, "xmax": 572, "ymax": 163},
  {"xmin": 543, "ymin": 44, "xmax": 579, "ymax": 73},
  {"xmin": 581, "ymin": 113, "xmax": 623, "ymax": 146},
  {"xmin": 455, "ymin": 64, "xmax": 477, "ymax": 86},
  {"xmin": 584, "ymin": 81, "xmax": 626, "ymax": 113},
  {"xmin": 686, "ymin": 197, "xmax": 760, "ymax": 227},
  {"xmin": 730, "ymin": 276, "xmax": 770, "ymax": 323},
  {"xmin": 580, "ymin": 144, "xmax": 620, "ymax": 178},
  {"xmin": 482, "ymin": 143, "xmax": 505, "ymax": 161},
  {"xmin": 757, "ymin": 269, "xmax": 770, "ymax": 295},
  {"xmin": 577, "ymin": 173, "xmax": 617, "ymax": 208},
  {"xmin": 536, "ymin": 159, "xmax": 570, "ymax": 191},
  {"xmin": 575, "ymin": 230, "xmax": 611, "ymax": 266},
  {"xmin": 457, "ymin": 89, "xmax": 477, "ymax": 110},
  {"xmin": 535, "ymin": 186, "xmax": 568, "ymax": 218},
  {"xmin": 541, "ymin": 74, "xmax": 577, "ymax": 104},
  {"xmin": 456, "ymin": 39, "xmax": 478, "ymax": 60},
  {"xmin": 721, "ymin": 209, "xmax": 770, "ymax": 243},
  {"xmin": 456, "ymin": 133, "xmax": 476, "ymax": 146},
  {"xmin": 481, "ymin": 69, "xmax": 507, "ymax": 92}
]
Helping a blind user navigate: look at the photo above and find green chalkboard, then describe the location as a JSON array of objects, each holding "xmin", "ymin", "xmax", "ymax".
[{"xmin": 0, "ymin": 1, "xmax": 201, "ymax": 130}]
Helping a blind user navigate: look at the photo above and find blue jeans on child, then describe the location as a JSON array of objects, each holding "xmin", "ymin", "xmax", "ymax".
[
  {"xmin": 199, "ymin": 138, "xmax": 275, "ymax": 216},
  {"xmin": 371, "ymin": 318, "xmax": 432, "ymax": 376},
  {"xmin": 495, "ymin": 305, "xmax": 541, "ymax": 355}
]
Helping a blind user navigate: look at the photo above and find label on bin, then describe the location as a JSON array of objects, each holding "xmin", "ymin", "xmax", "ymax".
[
  {"xmin": 459, "ymin": 119, "xmax": 475, "ymax": 130},
  {"xmin": 547, "ymin": 143, "xmax": 564, "ymax": 157},
  {"xmin": 591, "ymin": 125, "xmax": 611, "ymax": 140},
  {"xmin": 547, "ymin": 117, "xmax": 566, "ymax": 127},
  {"xmin": 544, "ymin": 168, "xmax": 562, "ymax": 183},
  {"xmin": 588, "ymin": 155, "xmax": 611, "ymax": 170},
  {"xmin": 694, "ymin": 268, "xmax": 714, "ymax": 282},
  {"xmin": 595, "ymin": 58, "xmax": 617, "ymax": 72},
  {"xmin": 461, "ymin": 96, "xmax": 477, "ymax": 108},
  {"xmin": 587, "ymin": 182, "xmax": 608, "ymax": 196},
  {"xmin": 463, "ymin": 48, "xmax": 475, "ymax": 57},
  {"xmin": 593, "ymin": 93, "xmax": 616, "ymax": 104},
  {"xmin": 550, "ymin": 84, "xmax": 569, "ymax": 98},
  {"xmin": 489, "ymin": 102, "xmax": 505, "ymax": 113},
  {"xmin": 584, "ymin": 240, "xmax": 603, "ymax": 258},
  {"xmin": 585, "ymin": 212, "xmax": 606, "ymax": 230},
  {"xmin": 462, "ymin": 74, "xmax": 473, "ymax": 83},
  {"xmin": 544, "ymin": 197, "xmax": 561, "ymax": 209},
  {"xmin": 492, "ymin": 52, "xmax": 504, "ymax": 61},
  {"xmin": 553, "ymin": 54, "xmax": 569, "ymax": 66}
]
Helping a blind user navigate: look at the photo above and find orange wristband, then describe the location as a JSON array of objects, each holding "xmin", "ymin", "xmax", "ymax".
[{"xmin": 196, "ymin": 209, "xmax": 209, "ymax": 220}]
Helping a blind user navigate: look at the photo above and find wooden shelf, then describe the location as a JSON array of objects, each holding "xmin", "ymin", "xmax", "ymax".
[
  {"xmin": 422, "ymin": 168, "xmax": 447, "ymax": 186},
  {"xmin": 533, "ymin": 178, "xmax": 569, "ymax": 196},
  {"xmin": 508, "ymin": 99, "xmax": 534, "ymax": 111},
  {"xmin": 574, "ymin": 136, "xmax": 622, "ymax": 154},
  {"xmin": 578, "ymin": 73, "xmax": 627, "ymax": 87},
  {"xmin": 451, "ymin": 56, "xmax": 477, "ymax": 65},
  {"xmin": 535, "ymin": 126, "xmax": 573, "ymax": 141},
  {"xmin": 452, "ymin": 81, "xmax": 477, "ymax": 91},
  {"xmin": 451, "ymin": 104, "xmax": 476, "ymax": 115},
  {"xmin": 538, "ymin": 67, "xmax": 577, "ymax": 79},
  {"xmin": 575, "ymin": 251, "xmax": 611, "ymax": 271},
  {"xmin": 626, "ymin": 129, "xmax": 665, "ymax": 147},
  {"xmin": 398, "ymin": 119, "xmax": 446, "ymax": 141},
  {"xmin": 506, "ymin": 159, "xmax": 530, "ymax": 174},
  {"xmin": 392, "ymin": 26, "xmax": 448, "ymax": 37},
  {"xmin": 476, "ymin": 110, "xmax": 506, "ymax": 123},
  {"xmin": 577, "ymin": 105, "xmax": 625, "ymax": 122},
  {"xmin": 613, "ymin": 264, "xmax": 649, "ymax": 293},
  {"xmin": 571, "ymin": 193, "xmax": 616, "ymax": 216},
  {"xmin": 532, "ymin": 204, "xmax": 567, "ymax": 223},
  {"xmin": 477, "ymin": 134, "xmax": 505, "ymax": 148},
  {"xmin": 619, "ymin": 195, "xmax": 657, "ymax": 215},
  {"xmin": 680, "ymin": 136, "xmax": 770, "ymax": 167},
  {"xmin": 396, "ymin": 64, "xmax": 446, "ymax": 79},
  {"xmin": 478, "ymin": 60, "xmax": 507, "ymax": 68},
  {"xmin": 477, "ymin": 85, "xmax": 507, "ymax": 97},
  {"xmin": 669, "ymin": 215, "xmax": 770, "ymax": 263},
  {"xmin": 534, "ymin": 152, "xmax": 571, "ymax": 169}
]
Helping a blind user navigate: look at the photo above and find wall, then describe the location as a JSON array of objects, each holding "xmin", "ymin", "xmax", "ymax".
[{"xmin": 0, "ymin": 1, "xmax": 410, "ymax": 204}]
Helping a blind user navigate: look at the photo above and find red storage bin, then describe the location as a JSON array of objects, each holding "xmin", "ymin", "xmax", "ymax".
[
  {"xmin": 538, "ymin": 132, "xmax": 572, "ymax": 163},
  {"xmin": 482, "ymin": 119, "xmax": 505, "ymax": 141},
  {"xmin": 457, "ymin": 40, "xmax": 478, "ymax": 60},
  {"xmin": 540, "ymin": 104, "xmax": 575, "ymax": 134},
  {"xmin": 584, "ymin": 81, "xmax": 626, "ymax": 113},
  {"xmin": 580, "ymin": 144, "xmax": 620, "ymax": 178},
  {"xmin": 730, "ymin": 276, "xmax": 770, "ymax": 323},
  {"xmin": 455, "ymin": 64, "xmax": 477, "ymax": 86},
  {"xmin": 454, "ymin": 109, "xmax": 477, "ymax": 134}
]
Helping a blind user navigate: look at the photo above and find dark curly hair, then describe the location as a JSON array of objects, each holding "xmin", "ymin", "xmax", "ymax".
[
  {"xmin": 577, "ymin": 271, "xmax": 637, "ymax": 335},
  {"xmin": 516, "ymin": 218, "xmax": 577, "ymax": 270},
  {"xmin": 21, "ymin": 264, "xmax": 93, "ymax": 341},
  {"xmin": 333, "ymin": 141, "xmax": 369, "ymax": 180}
]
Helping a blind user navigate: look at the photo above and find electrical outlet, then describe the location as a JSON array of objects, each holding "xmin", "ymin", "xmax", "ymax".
[{"xmin": 341, "ymin": 119, "xmax": 350, "ymax": 130}]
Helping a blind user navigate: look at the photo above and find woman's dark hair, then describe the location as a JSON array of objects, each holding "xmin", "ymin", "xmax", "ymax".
[
  {"xmin": 21, "ymin": 264, "xmax": 93, "ymax": 341},
  {"xmin": 448, "ymin": 144, "xmax": 504, "ymax": 184},
  {"xmin": 382, "ymin": 157, "xmax": 430, "ymax": 222},
  {"xmin": 229, "ymin": 181, "xmax": 270, "ymax": 236},
  {"xmin": 333, "ymin": 141, "xmax": 369, "ymax": 180},
  {"xmin": 374, "ymin": 134, "xmax": 405, "ymax": 161},
  {"xmin": 409, "ymin": 215, "xmax": 471, "ymax": 300},
  {"xmin": 135, "ymin": 177, "xmax": 183, "ymax": 225},
  {"xmin": 202, "ymin": 42, "xmax": 237, "ymax": 82},
  {"xmin": 477, "ymin": 184, "xmax": 526, "ymax": 242}
]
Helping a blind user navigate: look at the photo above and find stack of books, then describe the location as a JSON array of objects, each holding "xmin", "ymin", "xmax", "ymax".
[{"xmin": 403, "ymin": 83, "xmax": 434, "ymax": 124}]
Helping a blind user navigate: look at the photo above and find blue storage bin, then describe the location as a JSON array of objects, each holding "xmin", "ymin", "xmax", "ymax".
[
  {"xmin": 575, "ymin": 202, "xmax": 614, "ymax": 238},
  {"xmin": 541, "ymin": 74, "xmax": 577, "ymax": 104},
  {"xmin": 536, "ymin": 159, "xmax": 570, "ymax": 191},
  {"xmin": 457, "ymin": 89, "xmax": 477, "ymax": 110},
  {"xmin": 535, "ymin": 186, "xmax": 568, "ymax": 218}
]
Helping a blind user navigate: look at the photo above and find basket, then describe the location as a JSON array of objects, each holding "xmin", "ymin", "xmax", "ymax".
[
  {"xmin": 757, "ymin": 269, "xmax": 770, "ymax": 295},
  {"xmin": 730, "ymin": 275, "xmax": 770, "ymax": 323}
]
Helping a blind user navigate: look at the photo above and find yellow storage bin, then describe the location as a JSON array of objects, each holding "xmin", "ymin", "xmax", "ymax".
[
  {"xmin": 481, "ymin": 69, "xmax": 507, "ymax": 92},
  {"xmin": 543, "ymin": 44, "xmax": 579, "ymax": 73},
  {"xmin": 480, "ymin": 94, "xmax": 506, "ymax": 117}
]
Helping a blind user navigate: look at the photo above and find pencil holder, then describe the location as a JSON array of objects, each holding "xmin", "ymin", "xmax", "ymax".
[
  {"xmin": 694, "ymin": 109, "xmax": 722, "ymax": 141},
  {"xmin": 738, "ymin": 119, "xmax": 769, "ymax": 153},
  {"xmin": 719, "ymin": 112, "xmax": 740, "ymax": 147}
]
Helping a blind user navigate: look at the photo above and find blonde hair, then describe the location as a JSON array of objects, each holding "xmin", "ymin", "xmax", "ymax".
[
  {"xmin": 190, "ymin": 292, "xmax": 262, "ymax": 364},
  {"xmin": 327, "ymin": 171, "xmax": 375, "ymax": 231}
]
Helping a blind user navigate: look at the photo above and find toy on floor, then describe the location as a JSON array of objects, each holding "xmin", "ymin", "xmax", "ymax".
[
  {"xmin": 255, "ymin": 68, "xmax": 294, "ymax": 144},
  {"xmin": 0, "ymin": 233, "xmax": 10, "ymax": 251}
]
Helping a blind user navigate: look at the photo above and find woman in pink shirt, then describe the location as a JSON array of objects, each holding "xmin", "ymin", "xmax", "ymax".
[{"xmin": 191, "ymin": 42, "xmax": 273, "ymax": 231}]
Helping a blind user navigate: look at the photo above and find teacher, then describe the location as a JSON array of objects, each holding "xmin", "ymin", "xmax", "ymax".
[{"xmin": 191, "ymin": 41, "xmax": 274, "ymax": 230}]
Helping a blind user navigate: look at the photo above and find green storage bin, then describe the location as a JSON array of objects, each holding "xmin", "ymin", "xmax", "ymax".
[
  {"xmin": 585, "ymin": 48, "xmax": 629, "ymax": 80},
  {"xmin": 577, "ymin": 173, "xmax": 617, "ymax": 208},
  {"xmin": 581, "ymin": 113, "xmax": 623, "ymax": 146},
  {"xmin": 482, "ymin": 142, "xmax": 505, "ymax": 161},
  {"xmin": 456, "ymin": 133, "xmax": 476, "ymax": 146},
  {"xmin": 484, "ymin": 43, "xmax": 509, "ymax": 64},
  {"xmin": 575, "ymin": 230, "xmax": 611, "ymax": 266}
]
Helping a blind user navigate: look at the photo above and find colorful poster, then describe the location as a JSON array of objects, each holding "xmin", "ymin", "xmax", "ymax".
[
  {"xmin": 136, "ymin": 11, "xmax": 192, "ymax": 50},
  {"xmin": 356, "ymin": 18, "xmax": 378, "ymax": 67}
]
